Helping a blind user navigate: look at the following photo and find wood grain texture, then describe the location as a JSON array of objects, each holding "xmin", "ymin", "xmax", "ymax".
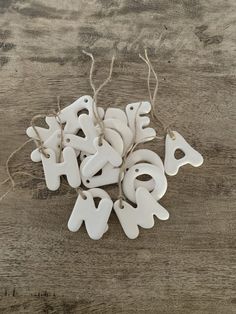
[{"xmin": 0, "ymin": 0, "xmax": 235, "ymax": 313}]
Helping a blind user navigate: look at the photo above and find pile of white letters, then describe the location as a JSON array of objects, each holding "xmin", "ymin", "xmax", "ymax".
[{"xmin": 27, "ymin": 95, "xmax": 203, "ymax": 240}]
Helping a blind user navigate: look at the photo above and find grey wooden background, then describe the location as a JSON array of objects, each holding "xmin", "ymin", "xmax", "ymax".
[{"xmin": 0, "ymin": 0, "xmax": 235, "ymax": 313}]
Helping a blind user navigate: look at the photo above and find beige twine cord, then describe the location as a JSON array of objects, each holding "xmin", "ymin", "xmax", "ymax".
[
  {"xmin": 31, "ymin": 97, "xmax": 87, "ymax": 199},
  {"xmin": 50, "ymin": 96, "xmax": 64, "ymax": 162},
  {"xmin": 82, "ymin": 50, "xmax": 115, "ymax": 146},
  {"xmin": 0, "ymin": 139, "xmax": 34, "ymax": 201},
  {"xmin": 117, "ymin": 48, "xmax": 175, "ymax": 208},
  {"xmin": 76, "ymin": 187, "xmax": 87, "ymax": 200},
  {"xmin": 139, "ymin": 49, "xmax": 175, "ymax": 140}
]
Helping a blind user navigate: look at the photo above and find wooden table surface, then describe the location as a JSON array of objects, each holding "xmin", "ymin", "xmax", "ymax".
[{"xmin": 0, "ymin": 0, "xmax": 235, "ymax": 313}]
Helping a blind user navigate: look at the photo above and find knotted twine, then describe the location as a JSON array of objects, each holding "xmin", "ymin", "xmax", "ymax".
[
  {"xmin": 0, "ymin": 53, "xmax": 115, "ymax": 201},
  {"xmin": 0, "ymin": 97, "xmax": 68, "ymax": 201}
]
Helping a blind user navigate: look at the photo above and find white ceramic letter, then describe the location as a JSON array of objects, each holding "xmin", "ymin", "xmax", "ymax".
[
  {"xmin": 82, "ymin": 137, "xmax": 122, "ymax": 178},
  {"xmin": 41, "ymin": 147, "xmax": 81, "ymax": 190},
  {"xmin": 114, "ymin": 187, "xmax": 169, "ymax": 239},
  {"xmin": 125, "ymin": 101, "xmax": 156, "ymax": 143},
  {"xmin": 68, "ymin": 188, "xmax": 113, "ymax": 240},
  {"xmin": 81, "ymin": 158, "xmax": 121, "ymax": 188},
  {"xmin": 164, "ymin": 131, "xmax": 204, "ymax": 176},
  {"xmin": 123, "ymin": 163, "xmax": 167, "ymax": 203},
  {"xmin": 58, "ymin": 95, "xmax": 104, "ymax": 134}
]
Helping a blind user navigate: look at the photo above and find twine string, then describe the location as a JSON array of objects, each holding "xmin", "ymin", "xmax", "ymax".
[
  {"xmin": 117, "ymin": 102, "xmax": 164, "ymax": 208},
  {"xmin": 30, "ymin": 114, "xmax": 48, "ymax": 158},
  {"xmin": 117, "ymin": 134, "xmax": 163, "ymax": 208},
  {"xmin": 0, "ymin": 49, "xmax": 117, "ymax": 202},
  {"xmin": 82, "ymin": 50, "xmax": 115, "ymax": 146},
  {"xmin": 31, "ymin": 97, "xmax": 64, "ymax": 160},
  {"xmin": 76, "ymin": 187, "xmax": 87, "ymax": 200},
  {"xmin": 31, "ymin": 98, "xmax": 87, "ymax": 199},
  {"xmin": 117, "ymin": 101, "xmax": 141, "ymax": 208},
  {"xmin": 139, "ymin": 49, "xmax": 175, "ymax": 140},
  {"xmin": 0, "ymin": 139, "xmax": 34, "ymax": 201},
  {"xmin": 48, "ymin": 96, "xmax": 63, "ymax": 162},
  {"xmin": 117, "ymin": 46, "xmax": 174, "ymax": 208}
]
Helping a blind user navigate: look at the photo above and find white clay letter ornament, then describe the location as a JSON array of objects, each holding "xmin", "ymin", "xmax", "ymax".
[
  {"xmin": 114, "ymin": 187, "xmax": 169, "ymax": 239},
  {"xmin": 125, "ymin": 149, "xmax": 164, "ymax": 191},
  {"xmin": 125, "ymin": 101, "xmax": 156, "ymax": 143},
  {"xmin": 23, "ymin": 53, "xmax": 204, "ymax": 242},
  {"xmin": 82, "ymin": 137, "xmax": 122, "ymax": 178},
  {"xmin": 58, "ymin": 95, "xmax": 104, "ymax": 134},
  {"xmin": 41, "ymin": 147, "xmax": 81, "ymax": 191},
  {"xmin": 68, "ymin": 188, "xmax": 113, "ymax": 240},
  {"xmin": 164, "ymin": 131, "xmax": 204, "ymax": 176},
  {"xmin": 123, "ymin": 163, "xmax": 167, "ymax": 203}
]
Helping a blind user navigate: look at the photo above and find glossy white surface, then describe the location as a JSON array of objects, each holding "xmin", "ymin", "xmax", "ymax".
[
  {"xmin": 100, "ymin": 128, "xmax": 124, "ymax": 156},
  {"xmin": 30, "ymin": 129, "xmax": 66, "ymax": 163},
  {"xmin": 114, "ymin": 187, "xmax": 169, "ymax": 239},
  {"xmin": 68, "ymin": 188, "xmax": 113, "ymax": 240},
  {"xmin": 58, "ymin": 95, "xmax": 104, "ymax": 134},
  {"xmin": 41, "ymin": 147, "xmax": 81, "ymax": 191},
  {"xmin": 79, "ymin": 151, "xmax": 89, "ymax": 161},
  {"xmin": 30, "ymin": 129, "xmax": 80, "ymax": 162},
  {"xmin": 81, "ymin": 137, "xmax": 122, "ymax": 178},
  {"xmin": 123, "ymin": 163, "xmax": 167, "ymax": 203},
  {"xmin": 63, "ymin": 114, "xmax": 97, "ymax": 154},
  {"xmin": 164, "ymin": 131, "xmax": 204, "ymax": 176},
  {"xmin": 26, "ymin": 116, "xmax": 60, "ymax": 142},
  {"xmin": 104, "ymin": 108, "xmax": 128, "ymax": 125},
  {"xmin": 125, "ymin": 149, "xmax": 164, "ymax": 190},
  {"xmin": 81, "ymin": 158, "xmax": 121, "ymax": 188},
  {"xmin": 103, "ymin": 118, "xmax": 133, "ymax": 154},
  {"xmin": 125, "ymin": 101, "xmax": 156, "ymax": 143}
]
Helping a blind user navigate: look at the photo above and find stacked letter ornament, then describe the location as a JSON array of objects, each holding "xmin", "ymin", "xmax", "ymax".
[{"xmin": 26, "ymin": 96, "xmax": 203, "ymax": 240}]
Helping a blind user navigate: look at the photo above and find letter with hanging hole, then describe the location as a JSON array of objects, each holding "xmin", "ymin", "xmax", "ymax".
[
  {"xmin": 41, "ymin": 147, "xmax": 81, "ymax": 191},
  {"xmin": 81, "ymin": 137, "xmax": 122, "ymax": 178},
  {"xmin": 104, "ymin": 108, "xmax": 128, "ymax": 125},
  {"xmin": 123, "ymin": 163, "xmax": 167, "ymax": 203},
  {"xmin": 30, "ymin": 130, "xmax": 65, "ymax": 163},
  {"xmin": 125, "ymin": 149, "xmax": 164, "ymax": 191},
  {"xmin": 164, "ymin": 131, "xmax": 204, "ymax": 176},
  {"xmin": 26, "ymin": 116, "xmax": 61, "ymax": 142},
  {"xmin": 58, "ymin": 95, "xmax": 104, "ymax": 134},
  {"xmin": 125, "ymin": 101, "xmax": 156, "ymax": 143},
  {"xmin": 114, "ymin": 187, "xmax": 169, "ymax": 239},
  {"xmin": 68, "ymin": 188, "xmax": 113, "ymax": 240},
  {"xmin": 81, "ymin": 158, "xmax": 122, "ymax": 188},
  {"xmin": 64, "ymin": 114, "xmax": 97, "ymax": 154},
  {"xmin": 30, "ymin": 130, "xmax": 80, "ymax": 163},
  {"xmin": 103, "ymin": 118, "xmax": 133, "ymax": 154},
  {"xmin": 95, "ymin": 127, "xmax": 124, "ymax": 156}
]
